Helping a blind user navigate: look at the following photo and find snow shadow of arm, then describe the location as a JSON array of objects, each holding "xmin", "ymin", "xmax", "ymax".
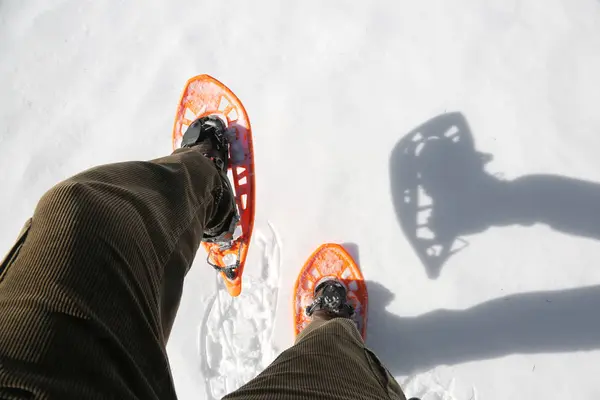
[{"xmin": 366, "ymin": 280, "xmax": 600, "ymax": 376}]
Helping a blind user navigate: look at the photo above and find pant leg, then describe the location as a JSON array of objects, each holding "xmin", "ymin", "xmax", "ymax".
[
  {"xmin": 0, "ymin": 148, "xmax": 231, "ymax": 400},
  {"xmin": 223, "ymin": 318, "xmax": 407, "ymax": 400}
]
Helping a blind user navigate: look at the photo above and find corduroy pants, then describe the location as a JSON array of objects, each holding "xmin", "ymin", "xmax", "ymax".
[{"xmin": 0, "ymin": 149, "xmax": 406, "ymax": 400}]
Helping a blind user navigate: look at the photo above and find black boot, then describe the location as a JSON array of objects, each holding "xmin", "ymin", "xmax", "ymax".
[
  {"xmin": 181, "ymin": 115, "xmax": 229, "ymax": 171},
  {"xmin": 306, "ymin": 279, "xmax": 355, "ymax": 318},
  {"xmin": 181, "ymin": 115, "xmax": 239, "ymax": 244}
]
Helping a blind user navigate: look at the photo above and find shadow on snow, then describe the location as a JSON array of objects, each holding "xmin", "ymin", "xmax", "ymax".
[{"xmin": 368, "ymin": 112, "xmax": 600, "ymax": 375}]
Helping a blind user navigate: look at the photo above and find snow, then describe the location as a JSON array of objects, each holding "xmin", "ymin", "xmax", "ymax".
[{"xmin": 2, "ymin": 0, "xmax": 600, "ymax": 399}]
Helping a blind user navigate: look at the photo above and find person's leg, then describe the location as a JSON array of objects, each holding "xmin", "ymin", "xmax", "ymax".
[
  {"xmin": 0, "ymin": 148, "xmax": 232, "ymax": 399},
  {"xmin": 223, "ymin": 316, "xmax": 407, "ymax": 400}
]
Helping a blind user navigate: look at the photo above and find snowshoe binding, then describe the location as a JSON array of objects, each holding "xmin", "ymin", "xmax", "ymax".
[
  {"xmin": 181, "ymin": 115, "xmax": 240, "ymax": 276},
  {"xmin": 306, "ymin": 279, "xmax": 355, "ymax": 318}
]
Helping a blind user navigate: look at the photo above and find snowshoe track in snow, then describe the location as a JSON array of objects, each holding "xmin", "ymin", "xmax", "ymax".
[
  {"xmin": 198, "ymin": 223, "xmax": 281, "ymax": 399},
  {"xmin": 402, "ymin": 368, "xmax": 478, "ymax": 400}
]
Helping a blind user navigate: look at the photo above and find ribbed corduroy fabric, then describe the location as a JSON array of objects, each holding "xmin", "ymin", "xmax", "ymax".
[
  {"xmin": 0, "ymin": 148, "xmax": 407, "ymax": 400},
  {"xmin": 224, "ymin": 318, "xmax": 407, "ymax": 400},
  {"xmin": 0, "ymin": 148, "xmax": 228, "ymax": 399}
]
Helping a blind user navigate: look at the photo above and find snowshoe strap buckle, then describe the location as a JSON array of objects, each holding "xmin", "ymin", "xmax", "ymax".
[{"xmin": 305, "ymin": 280, "xmax": 355, "ymax": 318}]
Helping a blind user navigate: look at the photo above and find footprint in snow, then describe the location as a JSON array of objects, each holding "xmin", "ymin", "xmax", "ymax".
[{"xmin": 198, "ymin": 223, "xmax": 281, "ymax": 400}]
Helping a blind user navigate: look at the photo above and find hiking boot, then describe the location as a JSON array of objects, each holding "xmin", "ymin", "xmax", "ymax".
[
  {"xmin": 306, "ymin": 279, "xmax": 354, "ymax": 319},
  {"xmin": 181, "ymin": 115, "xmax": 229, "ymax": 171},
  {"xmin": 181, "ymin": 115, "xmax": 239, "ymax": 244}
]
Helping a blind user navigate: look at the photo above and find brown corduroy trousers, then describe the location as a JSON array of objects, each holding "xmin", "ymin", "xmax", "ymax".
[{"xmin": 0, "ymin": 149, "xmax": 406, "ymax": 400}]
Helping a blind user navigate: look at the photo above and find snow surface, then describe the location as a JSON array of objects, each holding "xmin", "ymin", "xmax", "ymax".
[{"xmin": 2, "ymin": 1, "xmax": 600, "ymax": 399}]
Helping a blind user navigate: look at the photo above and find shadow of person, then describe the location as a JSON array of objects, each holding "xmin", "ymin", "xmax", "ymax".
[
  {"xmin": 390, "ymin": 112, "xmax": 600, "ymax": 279},
  {"xmin": 365, "ymin": 280, "xmax": 600, "ymax": 376}
]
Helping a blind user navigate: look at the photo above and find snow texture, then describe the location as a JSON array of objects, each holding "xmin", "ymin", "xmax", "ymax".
[
  {"xmin": 2, "ymin": 1, "xmax": 600, "ymax": 399},
  {"xmin": 199, "ymin": 224, "xmax": 281, "ymax": 399}
]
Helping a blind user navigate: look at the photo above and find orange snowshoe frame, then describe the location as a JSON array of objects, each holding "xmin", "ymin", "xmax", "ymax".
[
  {"xmin": 293, "ymin": 244, "xmax": 369, "ymax": 339},
  {"xmin": 172, "ymin": 75, "xmax": 255, "ymax": 297}
]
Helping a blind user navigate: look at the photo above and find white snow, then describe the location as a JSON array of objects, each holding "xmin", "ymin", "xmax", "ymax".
[{"xmin": 2, "ymin": 1, "xmax": 600, "ymax": 399}]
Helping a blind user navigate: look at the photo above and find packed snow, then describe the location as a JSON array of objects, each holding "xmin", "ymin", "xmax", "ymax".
[{"xmin": 2, "ymin": 1, "xmax": 600, "ymax": 399}]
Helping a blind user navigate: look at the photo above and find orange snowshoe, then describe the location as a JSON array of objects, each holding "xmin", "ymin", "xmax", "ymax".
[
  {"xmin": 293, "ymin": 244, "xmax": 369, "ymax": 339},
  {"xmin": 172, "ymin": 75, "xmax": 255, "ymax": 297}
]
